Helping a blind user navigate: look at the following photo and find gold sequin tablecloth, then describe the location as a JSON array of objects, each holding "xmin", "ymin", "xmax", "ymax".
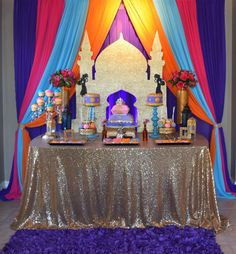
[{"xmin": 12, "ymin": 135, "xmax": 226, "ymax": 232}]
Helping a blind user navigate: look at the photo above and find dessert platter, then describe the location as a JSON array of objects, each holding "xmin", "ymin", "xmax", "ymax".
[
  {"xmin": 158, "ymin": 119, "xmax": 176, "ymax": 135},
  {"xmin": 155, "ymin": 138, "xmax": 191, "ymax": 145},
  {"xmin": 103, "ymin": 137, "xmax": 140, "ymax": 145},
  {"xmin": 106, "ymin": 98, "xmax": 137, "ymax": 138},
  {"xmin": 48, "ymin": 131, "xmax": 87, "ymax": 145},
  {"xmin": 48, "ymin": 139, "xmax": 87, "ymax": 145}
]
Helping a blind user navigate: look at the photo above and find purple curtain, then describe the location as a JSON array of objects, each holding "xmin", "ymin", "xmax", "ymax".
[
  {"xmin": 0, "ymin": 0, "xmax": 37, "ymax": 201},
  {"xmin": 197, "ymin": 0, "xmax": 236, "ymax": 192},
  {"xmin": 13, "ymin": 0, "xmax": 37, "ymax": 119},
  {"xmin": 98, "ymin": 4, "xmax": 149, "ymax": 60}
]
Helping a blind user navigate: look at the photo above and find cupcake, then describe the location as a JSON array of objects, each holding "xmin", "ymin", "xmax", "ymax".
[
  {"xmin": 54, "ymin": 97, "xmax": 62, "ymax": 105},
  {"xmin": 54, "ymin": 88, "xmax": 61, "ymax": 97},
  {"xmin": 46, "ymin": 104, "xmax": 54, "ymax": 112},
  {"xmin": 37, "ymin": 97, "xmax": 45, "ymax": 106},
  {"xmin": 38, "ymin": 90, "xmax": 45, "ymax": 97},
  {"xmin": 31, "ymin": 104, "xmax": 38, "ymax": 112},
  {"xmin": 45, "ymin": 89, "xmax": 54, "ymax": 97}
]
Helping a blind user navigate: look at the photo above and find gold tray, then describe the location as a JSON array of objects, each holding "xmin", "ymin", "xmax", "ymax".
[
  {"xmin": 155, "ymin": 139, "xmax": 191, "ymax": 145},
  {"xmin": 48, "ymin": 139, "xmax": 87, "ymax": 145},
  {"xmin": 103, "ymin": 138, "xmax": 140, "ymax": 145}
]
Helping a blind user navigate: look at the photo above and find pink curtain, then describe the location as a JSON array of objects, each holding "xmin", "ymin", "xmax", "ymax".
[{"xmin": 19, "ymin": 0, "xmax": 65, "ymax": 122}]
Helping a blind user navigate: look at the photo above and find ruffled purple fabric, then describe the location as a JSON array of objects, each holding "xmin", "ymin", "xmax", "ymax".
[{"xmin": 1, "ymin": 226, "xmax": 223, "ymax": 254}]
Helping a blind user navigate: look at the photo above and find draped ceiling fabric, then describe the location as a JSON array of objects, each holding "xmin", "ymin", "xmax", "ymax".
[{"xmin": 1, "ymin": 0, "xmax": 235, "ymax": 200}]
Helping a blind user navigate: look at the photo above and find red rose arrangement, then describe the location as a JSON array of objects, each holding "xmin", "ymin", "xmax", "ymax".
[
  {"xmin": 168, "ymin": 70, "xmax": 197, "ymax": 89},
  {"xmin": 49, "ymin": 69, "xmax": 77, "ymax": 88}
]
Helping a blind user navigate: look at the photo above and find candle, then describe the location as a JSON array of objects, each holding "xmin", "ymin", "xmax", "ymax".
[
  {"xmin": 172, "ymin": 106, "xmax": 175, "ymax": 121},
  {"xmin": 80, "ymin": 106, "xmax": 83, "ymax": 124}
]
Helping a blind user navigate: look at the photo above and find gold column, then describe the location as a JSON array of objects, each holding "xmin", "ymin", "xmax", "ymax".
[
  {"xmin": 176, "ymin": 88, "xmax": 188, "ymax": 124},
  {"xmin": 61, "ymin": 86, "xmax": 70, "ymax": 108}
]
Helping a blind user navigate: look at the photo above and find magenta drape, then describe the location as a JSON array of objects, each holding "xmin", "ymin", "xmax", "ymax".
[
  {"xmin": 19, "ymin": 0, "xmax": 65, "ymax": 122},
  {"xmin": 176, "ymin": 0, "xmax": 216, "ymax": 120}
]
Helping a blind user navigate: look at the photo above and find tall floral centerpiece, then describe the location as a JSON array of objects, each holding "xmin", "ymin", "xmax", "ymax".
[
  {"xmin": 50, "ymin": 69, "xmax": 77, "ymax": 107},
  {"xmin": 168, "ymin": 70, "xmax": 197, "ymax": 124},
  {"xmin": 50, "ymin": 69, "xmax": 77, "ymax": 130}
]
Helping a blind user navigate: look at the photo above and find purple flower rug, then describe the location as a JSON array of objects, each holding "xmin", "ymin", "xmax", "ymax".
[{"xmin": 1, "ymin": 226, "xmax": 223, "ymax": 254}]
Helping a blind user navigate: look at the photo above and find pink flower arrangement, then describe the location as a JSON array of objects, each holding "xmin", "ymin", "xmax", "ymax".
[
  {"xmin": 168, "ymin": 70, "xmax": 197, "ymax": 89},
  {"xmin": 49, "ymin": 69, "xmax": 77, "ymax": 88}
]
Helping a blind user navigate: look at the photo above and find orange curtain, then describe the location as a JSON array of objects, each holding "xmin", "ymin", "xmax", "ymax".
[{"xmin": 84, "ymin": 0, "xmax": 121, "ymax": 60}]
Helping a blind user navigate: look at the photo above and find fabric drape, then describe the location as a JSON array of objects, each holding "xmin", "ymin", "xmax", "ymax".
[
  {"xmin": 13, "ymin": 0, "xmax": 37, "ymax": 118},
  {"xmin": 85, "ymin": 0, "xmax": 121, "ymax": 60},
  {"xmin": 100, "ymin": 4, "xmax": 149, "ymax": 60},
  {"xmin": 176, "ymin": 0, "xmax": 216, "ymax": 120},
  {"xmin": 17, "ymin": 0, "xmax": 89, "ymax": 189},
  {"xmin": 123, "ymin": 0, "xmax": 178, "ymax": 80},
  {"xmin": 196, "ymin": 0, "xmax": 236, "ymax": 195},
  {"xmin": 124, "ymin": 0, "xmax": 208, "ymax": 128},
  {"xmin": 19, "ymin": 0, "xmax": 64, "ymax": 122},
  {"xmin": 16, "ymin": 0, "xmax": 64, "ymax": 190},
  {"xmin": 1, "ymin": 0, "xmax": 38, "ymax": 200},
  {"xmin": 4, "ymin": 0, "xmax": 89, "ymax": 200},
  {"xmin": 153, "ymin": 0, "xmax": 212, "ymax": 125},
  {"xmin": 176, "ymin": 0, "xmax": 234, "ymax": 198},
  {"xmin": 22, "ymin": 0, "xmax": 89, "ymax": 124}
]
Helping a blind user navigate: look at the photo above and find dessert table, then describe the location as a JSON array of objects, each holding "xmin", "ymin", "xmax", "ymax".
[{"xmin": 12, "ymin": 135, "xmax": 226, "ymax": 232}]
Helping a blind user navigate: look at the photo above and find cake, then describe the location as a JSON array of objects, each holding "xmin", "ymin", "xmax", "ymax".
[
  {"xmin": 106, "ymin": 98, "xmax": 134, "ymax": 127},
  {"xmin": 84, "ymin": 93, "xmax": 100, "ymax": 106},
  {"xmin": 79, "ymin": 121, "xmax": 96, "ymax": 136},
  {"xmin": 146, "ymin": 93, "xmax": 163, "ymax": 106},
  {"xmin": 158, "ymin": 119, "xmax": 176, "ymax": 134},
  {"xmin": 106, "ymin": 98, "xmax": 136, "ymax": 138}
]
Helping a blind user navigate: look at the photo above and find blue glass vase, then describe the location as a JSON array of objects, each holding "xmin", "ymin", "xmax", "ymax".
[{"xmin": 62, "ymin": 107, "xmax": 72, "ymax": 130}]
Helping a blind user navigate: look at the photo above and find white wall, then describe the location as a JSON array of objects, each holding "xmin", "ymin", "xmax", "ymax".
[
  {"xmin": 232, "ymin": 0, "xmax": 236, "ymax": 180},
  {"xmin": 223, "ymin": 0, "xmax": 232, "ymax": 177},
  {"xmin": 1, "ymin": 0, "xmax": 17, "ymax": 187},
  {"xmin": 0, "ymin": 0, "xmax": 4, "ymax": 185}
]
